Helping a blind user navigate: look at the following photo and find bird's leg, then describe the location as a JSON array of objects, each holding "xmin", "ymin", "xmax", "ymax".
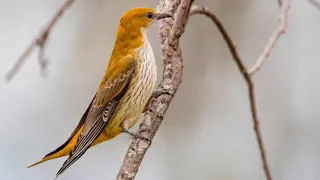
[
  {"xmin": 121, "ymin": 128, "xmax": 147, "ymax": 139},
  {"xmin": 121, "ymin": 121, "xmax": 150, "ymax": 141},
  {"xmin": 143, "ymin": 90, "xmax": 173, "ymax": 113},
  {"xmin": 121, "ymin": 128, "xmax": 151, "ymax": 141}
]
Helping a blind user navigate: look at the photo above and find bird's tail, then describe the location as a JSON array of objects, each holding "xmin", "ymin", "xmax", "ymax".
[
  {"xmin": 27, "ymin": 126, "xmax": 83, "ymax": 168},
  {"xmin": 27, "ymin": 126, "xmax": 109, "ymax": 168},
  {"xmin": 27, "ymin": 151, "xmax": 68, "ymax": 168},
  {"xmin": 28, "ymin": 96, "xmax": 97, "ymax": 168}
]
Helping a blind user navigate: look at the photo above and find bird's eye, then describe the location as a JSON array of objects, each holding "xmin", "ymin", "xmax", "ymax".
[{"xmin": 146, "ymin": 12, "xmax": 153, "ymax": 19}]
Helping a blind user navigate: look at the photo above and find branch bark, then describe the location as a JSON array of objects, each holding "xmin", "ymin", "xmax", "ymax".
[
  {"xmin": 117, "ymin": 0, "xmax": 291, "ymax": 179},
  {"xmin": 116, "ymin": 0, "xmax": 192, "ymax": 179},
  {"xmin": 248, "ymin": 0, "xmax": 290, "ymax": 75},
  {"xmin": 5, "ymin": 0, "xmax": 75, "ymax": 81},
  {"xmin": 6, "ymin": 0, "xmax": 291, "ymax": 179}
]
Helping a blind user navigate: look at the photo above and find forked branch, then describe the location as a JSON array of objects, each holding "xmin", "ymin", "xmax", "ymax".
[
  {"xmin": 248, "ymin": 0, "xmax": 290, "ymax": 75},
  {"xmin": 5, "ymin": 0, "xmax": 75, "ymax": 81},
  {"xmin": 5, "ymin": 0, "xmax": 292, "ymax": 179},
  {"xmin": 189, "ymin": 1, "xmax": 290, "ymax": 179},
  {"xmin": 189, "ymin": 5, "xmax": 272, "ymax": 180}
]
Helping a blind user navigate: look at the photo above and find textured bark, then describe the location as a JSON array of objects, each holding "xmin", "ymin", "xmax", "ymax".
[{"xmin": 116, "ymin": 0, "xmax": 192, "ymax": 179}]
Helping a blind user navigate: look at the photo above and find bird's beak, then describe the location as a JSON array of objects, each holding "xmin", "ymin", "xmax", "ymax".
[{"xmin": 156, "ymin": 13, "xmax": 172, "ymax": 20}]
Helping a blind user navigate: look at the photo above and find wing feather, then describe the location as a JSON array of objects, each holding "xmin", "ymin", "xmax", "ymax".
[
  {"xmin": 55, "ymin": 56, "xmax": 136, "ymax": 177},
  {"xmin": 55, "ymin": 100, "xmax": 118, "ymax": 177}
]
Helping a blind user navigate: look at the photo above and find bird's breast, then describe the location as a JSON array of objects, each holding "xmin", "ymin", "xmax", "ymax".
[
  {"xmin": 123, "ymin": 38, "xmax": 157, "ymax": 118},
  {"xmin": 107, "ymin": 38, "xmax": 157, "ymax": 132}
]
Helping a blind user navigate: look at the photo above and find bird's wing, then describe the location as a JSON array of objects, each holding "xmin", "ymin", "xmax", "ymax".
[
  {"xmin": 26, "ymin": 96, "xmax": 96, "ymax": 169},
  {"xmin": 55, "ymin": 56, "xmax": 136, "ymax": 177},
  {"xmin": 42, "ymin": 96, "xmax": 95, "ymax": 158}
]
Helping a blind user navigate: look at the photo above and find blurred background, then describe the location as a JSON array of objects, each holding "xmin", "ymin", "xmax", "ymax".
[{"xmin": 1, "ymin": 0, "xmax": 320, "ymax": 179}]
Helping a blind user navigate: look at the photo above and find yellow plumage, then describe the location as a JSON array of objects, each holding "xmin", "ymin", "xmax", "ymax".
[{"xmin": 27, "ymin": 7, "xmax": 171, "ymax": 177}]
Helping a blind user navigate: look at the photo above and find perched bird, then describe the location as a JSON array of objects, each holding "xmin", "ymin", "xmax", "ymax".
[{"xmin": 27, "ymin": 7, "xmax": 171, "ymax": 178}]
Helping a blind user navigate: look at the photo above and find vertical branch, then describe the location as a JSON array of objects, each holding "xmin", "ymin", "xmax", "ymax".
[
  {"xmin": 5, "ymin": 0, "xmax": 75, "ymax": 81},
  {"xmin": 116, "ymin": 0, "xmax": 193, "ymax": 179}
]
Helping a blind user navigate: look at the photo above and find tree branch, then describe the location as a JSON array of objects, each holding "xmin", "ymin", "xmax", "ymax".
[
  {"xmin": 5, "ymin": 0, "xmax": 75, "ymax": 81},
  {"xmin": 6, "ymin": 0, "xmax": 291, "ymax": 178},
  {"xmin": 189, "ymin": 3, "xmax": 290, "ymax": 180},
  {"xmin": 248, "ymin": 0, "xmax": 290, "ymax": 76},
  {"xmin": 116, "ymin": 0, "xmax": 192, "ymax": 179}
]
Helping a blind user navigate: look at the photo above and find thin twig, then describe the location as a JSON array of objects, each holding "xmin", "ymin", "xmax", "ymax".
[
  {"xmin": 248, "ymin": 0, "xmax": 290, "ymax": 75},
  {"xmin": 5, "ymin": 0, "xmax": 75, "ymax": 81},
  {"xmin": 190, "ymin": 5, "xmax": 275, "ymax": 180},
  {"xmin": 309, "ymin": 0, "xmax": 320, "ymax": 10},
  {"xmin": 116, "ymin": 0, "xmax": 193, "ymax": 179}
]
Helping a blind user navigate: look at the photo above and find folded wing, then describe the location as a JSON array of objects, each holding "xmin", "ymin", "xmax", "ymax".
[{"xmin": 56, "ymin": 56, "xmax": 136, "ymax": 177}]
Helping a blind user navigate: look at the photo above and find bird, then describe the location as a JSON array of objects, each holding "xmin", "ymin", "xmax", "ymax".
[{"xmin": 27, "ymin": 7, "xmax": 171, "ymax": 178}]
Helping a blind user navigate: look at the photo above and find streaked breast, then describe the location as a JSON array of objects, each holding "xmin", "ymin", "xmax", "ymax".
[{"xmin": 114, "ymin": 34, "xmax": 157, "ymax": 126}]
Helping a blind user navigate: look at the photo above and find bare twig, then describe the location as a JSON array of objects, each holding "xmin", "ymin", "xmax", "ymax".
[
  {"xmin": 5, "ymin": 0, "xmax": 75, "ymax": 81},
  {"xmin": 190, "ymin": 5, "xmax": 277, "ymax": 180},
  {"xmin": 309, "ymin": 0, "xmax": 320, "ymax": 10},
  {"xmin": 248, "ymin": 0, "xmax": 290, "ymax": 75},
  {"xmin": 116, "ymin": 0, "xmax": 193, "ymax": 179}
]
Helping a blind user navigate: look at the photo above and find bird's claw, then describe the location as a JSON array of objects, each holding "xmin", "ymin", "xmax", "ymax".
[{"xmin": 121, "ymin": 129, "xmax": 150, "ymax": 141}]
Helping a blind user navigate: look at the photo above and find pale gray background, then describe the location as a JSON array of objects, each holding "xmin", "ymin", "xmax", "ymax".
[{"xmin": 1, "ymin": 0, "xmax": 320, "ymax": 180}]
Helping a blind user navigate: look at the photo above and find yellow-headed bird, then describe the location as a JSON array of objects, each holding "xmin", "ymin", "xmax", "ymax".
[{"xmin": 27, "ymin": 7, "xmax": 171, "ymax": 178}]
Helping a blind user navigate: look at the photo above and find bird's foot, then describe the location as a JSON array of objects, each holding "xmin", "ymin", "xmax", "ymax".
[{"xmin": 121, "ymin": 129, "xmax": 150, "ymax": 141}]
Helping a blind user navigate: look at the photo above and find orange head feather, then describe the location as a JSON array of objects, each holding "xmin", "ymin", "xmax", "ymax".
[
  {"xmin": 119, "ymin": 7, "xmax": 158, "ymax": 31},
  {"xmin": 109, "ymin": 7, "xmax": 172, "ymax": 65},
  {"xmin": 99, "ymin": 7, "xmax": 171, "ymax": 89}
]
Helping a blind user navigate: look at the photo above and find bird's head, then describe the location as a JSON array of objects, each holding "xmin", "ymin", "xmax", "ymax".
[
  {"xmin": 119, "ymin": 7, "xmax": 172, "ymax": 31},
  {"xmin": 111, "ymin": 7, "xmax": 171, "ymax": 61}
]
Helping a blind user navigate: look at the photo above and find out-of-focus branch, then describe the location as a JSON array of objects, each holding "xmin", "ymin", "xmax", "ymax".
[
  {"xmin": 5, "ymin": 0, "xmax": 75, "ymax": 81},
  {"xmin": 116, "ymin": 0, "xmax": 193, "ymax": 179},
  {"xmin": 309, "ymin": 0, "xmax": 320, "ymax": 10},
  {"xmin": 248, "ymin": 0, "xmax": 290, "ymax": 75},
  {"xmin": 189, "ymin": 3, "xmax": 290, "ymax": 180}
]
